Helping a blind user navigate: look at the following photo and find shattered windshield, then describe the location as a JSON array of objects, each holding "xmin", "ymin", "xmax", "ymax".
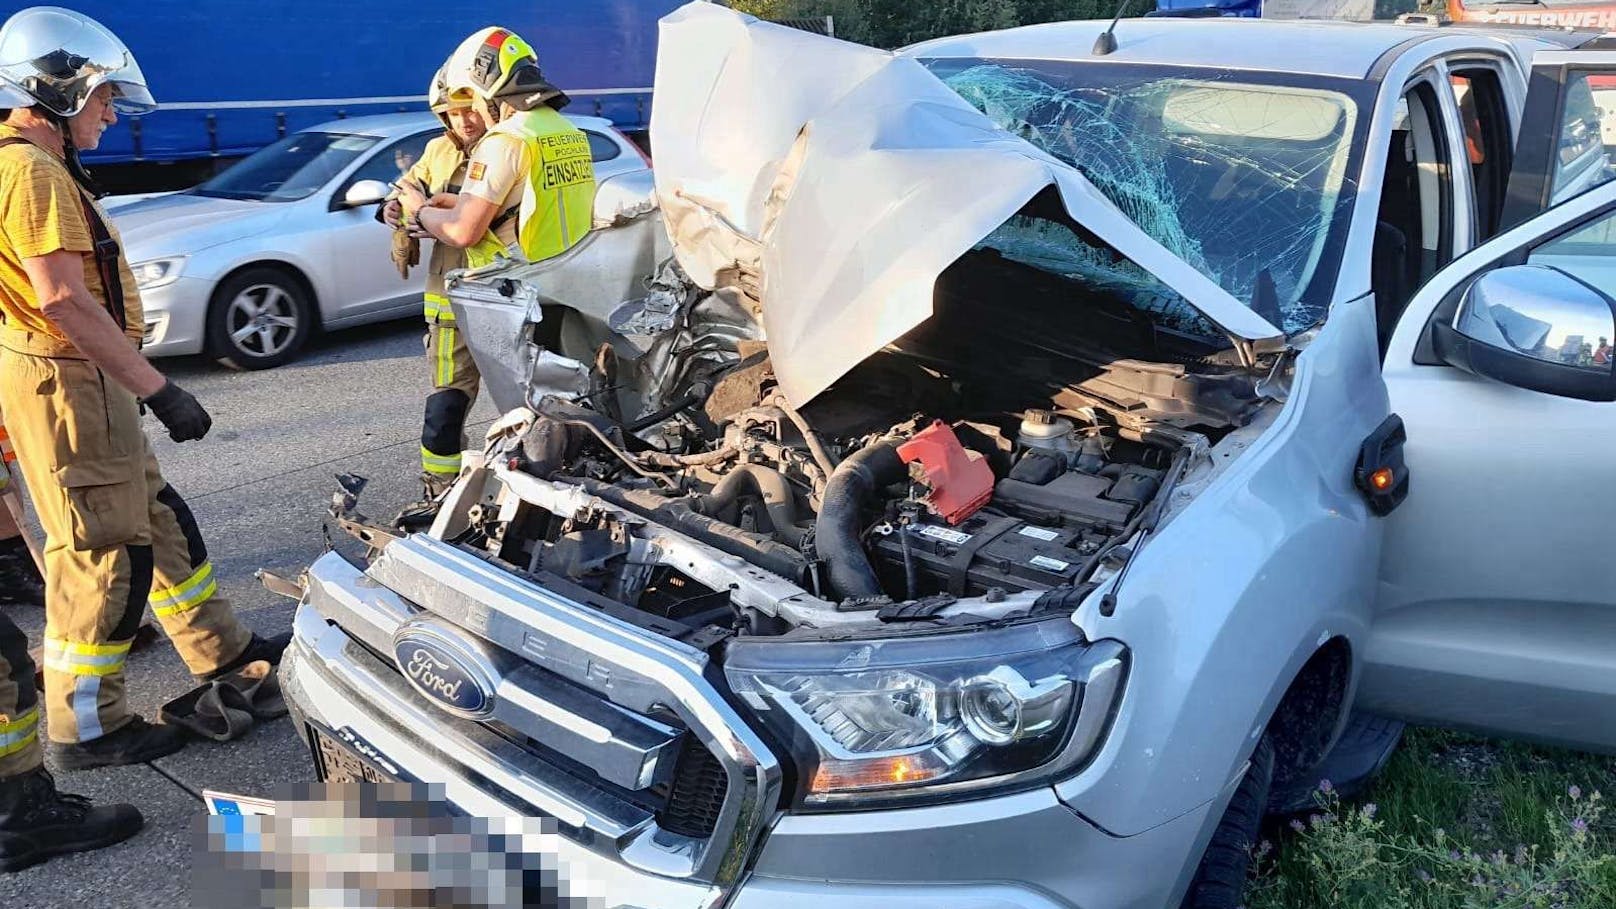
[{"xmin": 922, "ymin": 59, "xmax": 1372, "ymax": 333}]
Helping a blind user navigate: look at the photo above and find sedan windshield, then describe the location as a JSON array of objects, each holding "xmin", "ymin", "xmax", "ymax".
[
  {"xmin": 193, "ymin": 132, "xmax": 380, "ymax": 202},
  {"xmin": 921, "ymin": 59, "xmax": 1373, "ymax": 333}
]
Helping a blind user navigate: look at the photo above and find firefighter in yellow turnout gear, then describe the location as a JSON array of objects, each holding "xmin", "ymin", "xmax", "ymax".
[
  {"xmin": 0, "ymin": 10, "xmax": 285, "ymax": 764},
  {"xmin": 384, "ymin": 65, "xmax": 489, "ymax": 519},
  {"xmin": 399, "ymin": 26, "xmax": 596, "ymax": 318},
  {"xmin": 0, "ymin": 7, "xmax": 299, "ymax": 872}
]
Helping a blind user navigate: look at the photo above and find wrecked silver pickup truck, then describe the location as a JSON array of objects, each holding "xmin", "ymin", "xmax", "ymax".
[{"xmin": 279, "ymin": 5, "xmax": 1616, "ymax": 908}]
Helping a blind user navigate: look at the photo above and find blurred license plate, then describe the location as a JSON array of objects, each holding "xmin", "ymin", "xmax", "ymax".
[{"xmin": 312, "ymin": 724, "xmax": 403, "ymax": 784}]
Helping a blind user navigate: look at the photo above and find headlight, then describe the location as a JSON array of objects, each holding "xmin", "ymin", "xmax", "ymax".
[
  {"xmin": 725, "ymin": 620, "xmax": 1125, "ymax": 810},
  {"xmin": 131, "ymin": 257, "xmax": 186, "ymax": 290}
]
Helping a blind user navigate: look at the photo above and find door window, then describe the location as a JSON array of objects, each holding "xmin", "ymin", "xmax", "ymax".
[
  {"xmin": 584, "ymin": 129, "xmax": 622, "ymax": 163},
  {"xmin": 1526, "ymin": 206, "xmax": 1616, "ymax": 328},
  {"xmin": 1549, "ymin": 72, "xmax": 1616, "ymax": 206},
  {"xmin": 341, "ymin": 131, "xmax": 436, "ymax": 193}
]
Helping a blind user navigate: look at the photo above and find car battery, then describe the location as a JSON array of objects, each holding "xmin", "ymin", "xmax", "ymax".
[{"xmin": 870, "ymin": 511, "xmax": 1109, "ymax": 597}]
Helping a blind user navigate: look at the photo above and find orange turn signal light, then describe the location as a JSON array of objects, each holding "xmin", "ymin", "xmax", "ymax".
[
  {"xmin": 1369, "ymin": 467, "xmax": 1395, "ymax": 491},
  {"xmin": 810, "ymin": 753, "xmax": 951, "ymax": 795}
]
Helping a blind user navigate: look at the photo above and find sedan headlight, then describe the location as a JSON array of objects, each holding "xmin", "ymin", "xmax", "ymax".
[
  {"xmin": 131, "ymin": 257, "xmax": 186, "ymax": 290},
  {"xmin": 725, "ymin": 620, "xmax": 1125, "ymax": 810}
]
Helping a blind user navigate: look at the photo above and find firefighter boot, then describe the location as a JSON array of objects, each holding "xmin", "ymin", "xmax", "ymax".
[
  {"xmin": 49, "ymin": 717, "xmax": 187, "ymax": 772},
  {"xmin": 0, "ymin": 768, "xmax": 143, "ymax": 872},
  {"xmin": 0, "ymin": 537, "xmax": 43, "ymax": 607},
  {"xmin": 194, "ymin": 631, "xmax": 291, "ymax": 684}
]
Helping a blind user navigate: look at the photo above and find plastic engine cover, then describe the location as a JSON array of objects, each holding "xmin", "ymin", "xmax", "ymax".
[{"xmin": 897, "ymin": 421, "xmax": 995, "ymax": 525}]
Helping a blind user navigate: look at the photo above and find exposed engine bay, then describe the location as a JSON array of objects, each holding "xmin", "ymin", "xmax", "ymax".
[{"xmin": 427, "ymin": 251, "xmax": 1271, "ymax": 648}]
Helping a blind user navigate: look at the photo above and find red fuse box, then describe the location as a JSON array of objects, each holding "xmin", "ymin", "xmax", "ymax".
[{"xmin": 896, "ymin": 421, "xmax": 994, "ymax": 525}]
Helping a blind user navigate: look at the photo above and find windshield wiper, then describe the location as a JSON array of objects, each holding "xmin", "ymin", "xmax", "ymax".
[{"xmin": 191, "ymin": 188, "xmax": 264, "ymax": 201}]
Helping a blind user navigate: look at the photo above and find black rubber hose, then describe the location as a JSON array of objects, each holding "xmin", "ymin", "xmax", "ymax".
[
  {"xmin": 627, "ymin": 393, "xmax": 699, "ymax": 433},
  {"xmin": 694, "ymin": 465, "xmax": 804, "ymax": 547},
  {"xmin": 815, "ymin": 441, "xmax": 906, "ymax": 601},
  {"xmin": 901, "ymin": 525, "xmax": 918, "ymax": 601}
]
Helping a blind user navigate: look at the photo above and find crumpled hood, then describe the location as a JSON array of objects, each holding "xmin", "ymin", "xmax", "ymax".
[
  {"xmin": 651, "ymin": 3, "xmax": 1283, "ymax": 406},
  {"xmin": 110, "ymin": 192, "xmax": 281, "ymax": 258}
]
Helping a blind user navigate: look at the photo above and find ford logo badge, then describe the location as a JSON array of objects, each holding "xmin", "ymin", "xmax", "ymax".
[{"xmin": 392, "ymin": 622, "xmax": 499, "ymax": 720}]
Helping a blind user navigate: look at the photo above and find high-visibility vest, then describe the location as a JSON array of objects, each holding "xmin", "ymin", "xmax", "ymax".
[{"xmin": 467, "ymin": 107, "xmax": 596, "ymax": 269}]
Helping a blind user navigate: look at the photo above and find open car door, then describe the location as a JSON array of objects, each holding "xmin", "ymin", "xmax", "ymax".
[
  {"xmin": 1366, "ymin": 47, "xmax": 1616, "ymax": 749},
  {"xmin": 1502, "ymin": 45, "xmax": 1616, "ymax": 228}
]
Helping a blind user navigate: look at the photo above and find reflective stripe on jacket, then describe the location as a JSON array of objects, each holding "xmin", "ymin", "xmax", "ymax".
[{"xmin": 467, "ymin": 108, "xmax": 596, "ymax": 269}]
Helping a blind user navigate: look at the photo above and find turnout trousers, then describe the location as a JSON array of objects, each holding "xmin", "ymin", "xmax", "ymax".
[
  {"xmin": 420, "ymin": 310, "xmax": 481, "ymax": 480},
  {"xmin": 0, "ymin": 343, "xmax": 251, "ymax": 744}
]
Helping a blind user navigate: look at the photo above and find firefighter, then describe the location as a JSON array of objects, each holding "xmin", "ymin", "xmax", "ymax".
[
  {"xmin": 384, "ymin": 64, "xmax": 489, "ymax": 525},
  {"xmin": 0, "ymin": 8, "xmax": 285, "ymax": 775},
  {"xmin": 397, "ymin": 25, "xmax": 597, "ymax": 341}
]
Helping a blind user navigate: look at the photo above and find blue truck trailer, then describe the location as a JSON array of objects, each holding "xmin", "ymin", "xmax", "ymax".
[{"xmin": 65, "ymin": 0, "xmax": 683, "ymax": 168}]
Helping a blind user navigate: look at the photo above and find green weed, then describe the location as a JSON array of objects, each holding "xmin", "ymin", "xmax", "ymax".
[{"xmin": 1249, "ymin": 728, "xmax": 1616, "ymax": 909}]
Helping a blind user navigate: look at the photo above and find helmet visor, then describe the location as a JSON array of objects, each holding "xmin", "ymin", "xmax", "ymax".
[{"xmin": 109, "ymin": 73, "xmax": 156, "ymax": 116}]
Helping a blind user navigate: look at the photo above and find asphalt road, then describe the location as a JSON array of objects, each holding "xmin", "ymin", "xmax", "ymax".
[{"xmin": 0, "ymin": 318, "xmax": 497, "ymax": 908}]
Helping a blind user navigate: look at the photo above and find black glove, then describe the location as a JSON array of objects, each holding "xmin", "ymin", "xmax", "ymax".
[{"xmin": 143, "ymin": 380, "xmax": 213, "ymax": 442}]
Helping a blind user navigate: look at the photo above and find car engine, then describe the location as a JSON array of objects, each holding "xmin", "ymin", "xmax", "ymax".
[{"xmin": 428, "ymin": 254, "xmax": 1267, "ymax": 649}]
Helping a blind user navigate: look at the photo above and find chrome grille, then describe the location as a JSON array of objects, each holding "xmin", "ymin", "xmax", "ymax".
[{"xmin": 300, "ymin": 537, "xmax": 781, "ymax": 887}]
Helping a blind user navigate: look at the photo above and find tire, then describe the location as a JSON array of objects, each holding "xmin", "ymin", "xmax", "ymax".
[
  {"xmin": 1181, "ymin": 736, "xmax": 1275, "ymax": 909},
  {"xmin": 205, "ymin": 266, "xmax": 314, "ymax": 370}
]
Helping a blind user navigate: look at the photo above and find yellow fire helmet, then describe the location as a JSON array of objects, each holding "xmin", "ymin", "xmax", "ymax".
[{"xmin": 443, "ymin": 26, "xmax": 567, "ymax": 118}]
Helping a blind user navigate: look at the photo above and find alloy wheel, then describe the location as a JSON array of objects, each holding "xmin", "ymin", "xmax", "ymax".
[{"xmin": 224, "ymin": 283, "xmax": 300, "ymax": 359}]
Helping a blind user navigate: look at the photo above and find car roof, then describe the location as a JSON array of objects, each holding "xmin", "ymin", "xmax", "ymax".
[
  {"xmin": 300, "ymin": 110, "xmax": 620, "ymax": 137},
  {"xmin": 902, "ymin": 17, "xmax": 1585, "ymax": 81}
]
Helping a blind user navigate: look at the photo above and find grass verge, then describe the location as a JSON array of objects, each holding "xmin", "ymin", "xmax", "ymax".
[{"xmin": 1250, "ymin": 727, "xmax": 1616, "ymax": 909}]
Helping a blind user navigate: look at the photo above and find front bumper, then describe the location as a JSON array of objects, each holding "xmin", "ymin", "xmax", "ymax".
[
  {"xmin": 139, "ymin": 275, "xmax": 212, "ymax": 358},
  {"xmin": 283, "ymin": 544, "xmax": 1217, "ymax": 909}
]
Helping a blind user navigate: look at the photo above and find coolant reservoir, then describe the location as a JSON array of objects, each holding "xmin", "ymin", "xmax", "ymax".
[{"xmin": 1017, "ymin": 409, "xmax": 1076, "ymax": 453}]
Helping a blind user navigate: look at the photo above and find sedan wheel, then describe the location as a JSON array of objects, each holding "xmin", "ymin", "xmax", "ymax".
[
  {"xmin": 227, "ymin": 284, "xmax": 299, "ymax": 358},
  {"xmin": 205, "ymin": 267, "xmax": 314, "ymax": 370}
]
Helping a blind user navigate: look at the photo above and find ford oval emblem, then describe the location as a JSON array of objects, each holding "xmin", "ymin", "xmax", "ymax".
[{"xmin": 392, "ymin": 623, "xmax": 499, "ymax": 720}]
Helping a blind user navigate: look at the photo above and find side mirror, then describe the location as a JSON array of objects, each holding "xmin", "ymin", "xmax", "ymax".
[
  {"xmin": 1432, "ymin": 264, "xmax": 1616, "ymax": 401},
  {"xmin": 592, "ymin": 170, "xmax": 658, "ymax": 228},
  {"xmin": 341, "ymin": 179, "xmax": 390, "ymax": 209}
]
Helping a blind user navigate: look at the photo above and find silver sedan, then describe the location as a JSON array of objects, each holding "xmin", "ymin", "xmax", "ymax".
[{"xmin": 112, "ymin": 111, "xmax": 650, "ymax": 369}]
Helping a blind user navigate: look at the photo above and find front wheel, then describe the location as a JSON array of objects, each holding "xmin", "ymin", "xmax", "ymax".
[
  {"xmin": 1181, "ymin": 736, "xmax": 1275, "ymax": 909},
  {"xmin": 205, "ymin": 267, "xmax": 313, "ymax": 370}
]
